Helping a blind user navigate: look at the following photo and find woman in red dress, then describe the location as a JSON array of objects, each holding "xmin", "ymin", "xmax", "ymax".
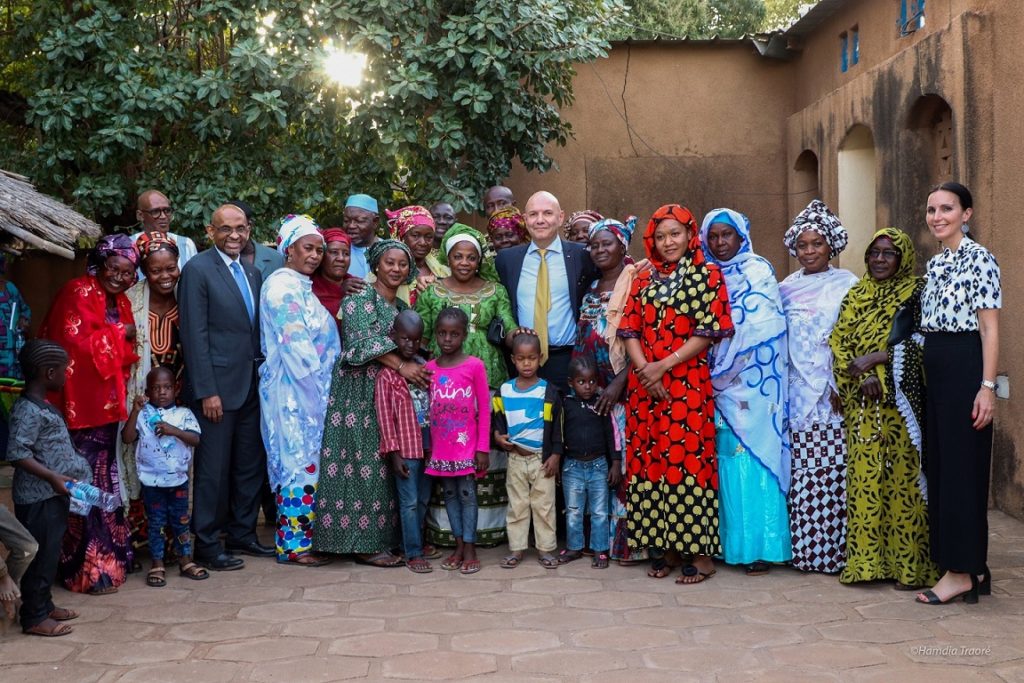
[{"xmin": 617, "ymin": 205, "xmax": 733, "ymax": 584}]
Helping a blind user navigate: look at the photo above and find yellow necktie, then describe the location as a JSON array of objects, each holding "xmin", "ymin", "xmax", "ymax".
[{"xmin": 534, "ymin": 248, "xmax": 549, "ymax": 365}]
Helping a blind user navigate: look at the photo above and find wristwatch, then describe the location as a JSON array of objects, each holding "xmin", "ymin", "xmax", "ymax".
[{"xmin": 981, "ymin": 379, "xmax": 997, "ymax": 391}]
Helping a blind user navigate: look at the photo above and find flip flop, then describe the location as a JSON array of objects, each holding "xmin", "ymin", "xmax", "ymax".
[
  {"xmin": 48, "ymin": 607, "xmax": 79, "ymax": 621},
  {"xmin": 354, "ymin": 552, "xmax": 405, "ymax": 568},
  {"xmin": 276, "ymin": 556, "xmax": 331, "ymax": 568},
  {"xmin": 592, "ymin": 553, "xmax": 610, "ymax": 569},
  {"xmin": 676, "ymin": 564, "xmax": 716, "ymax": 585},
  {"xmin": 538, "ymin": 553, "xmax": 558, "ymax": 569},
  {"xmin": 557, "ymin": 549, "xmax": 584, "ymax": 564},
  {"xmin": 745, "ymin": 561, "xmax": 770, "ymax": 576},
  {"xmin": 647, "ymin": 558, "xmax": 671, "ymax": 578},
  {"xmin": 441, "ymin": 555, "xmax": 463, "ymax": 571},
  {"xmin": 23, "ymin": 619, "xmax": 73, "ymax": 637},
  {"xmin": 500, "ymin": 554, "xmax": 523, "ymax": 569},
  {"xmin": 460, "ymin": 559, "xmax": 481, "ymax": 575},
  {"xmin": 407, "ymin": 557, "xmax": 433, "ymax": 574}
]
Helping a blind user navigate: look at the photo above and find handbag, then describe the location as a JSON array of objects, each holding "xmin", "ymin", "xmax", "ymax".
[
  {"xmin": 887, "ymin": 303, "xmax": 915, "ymax": 347},
  {"xmin": 486, "ymin": 316, "xmax": 505, "ymax": 347}
]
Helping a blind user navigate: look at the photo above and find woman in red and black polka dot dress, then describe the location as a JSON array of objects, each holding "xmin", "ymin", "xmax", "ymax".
[{"xmin": 617, "ymin": 204, "xmax": 734, "ymax": 585}]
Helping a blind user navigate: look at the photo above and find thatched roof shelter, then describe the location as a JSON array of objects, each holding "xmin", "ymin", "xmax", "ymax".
[{"xmin": 0, "ymin": 169, "xmax": 102, "ymax": 259}]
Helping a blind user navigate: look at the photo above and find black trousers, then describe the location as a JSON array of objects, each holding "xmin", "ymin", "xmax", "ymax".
[
  {"xmin": 923, "ymin": 331, "xmax": 992, "ymax": 574},
  {"xmin": 539, "ymin": 346, "xmax": 573, "ymax": 397},
  {"xmin": 15, "ymin": 496, "xmax": 68, "ymax": 629},
  {"xmin": 191, "ymin": 381, "xmax": 265, "ymax": 559}
]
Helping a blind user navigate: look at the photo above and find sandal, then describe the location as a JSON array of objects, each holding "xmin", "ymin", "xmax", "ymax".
[
  {"xmin": 179, "ymin": 562, "xmax": 210, "ymax": 580},
  {"xmin": 277, "ymin": 555, "xmax": 331, "ymax": 568},
  {"xmin": 500, "ymin": 553, "xmax": 523, "ymax": 569},
  {"xmin": 647, "ymin": 558, "xmax": 671, "ymax": 579},
  {"xmin": 146, "ymin": 568, "xmax": 167, "ymax": 588},
  {"xmin": 88, "ymin": 585, "xmax": 118, "ymax": 595},
  {"xmin": 23, "ymin": 618, "xmax": 73, "ymax": 637},
  {"xmin": 538, "ymin": 553, "xmax": 558, "ymax": 569},
  {"xmin": 745, "ymin": 561, "xmax": 770, "ymax": 576},
  {"xmin": 441, "ymin": 555, "xmax": 463, "ymax": 571},
  {"xmin": 460, "ymin": 559, "xmax": 481, "ymax": 575},
  {"xmin": 592, "ymin": 552, "xmax": 609, "ymax": 569},
  {"xmin": 48, "ymin": 607, "xmax": 79, "ymax": 621},
  {"xmin": 422, "ymin": 544, "xmax": 442, "ymax": 560},
  {"xmin": 407, "ymin": 557, "xmax": 433, "ymax": 574},
  {"xmin": 676, "ymin": 564, "xmax": 716, "ymax": 585},
  {"xmin": 354, "ymin": 552, "xmax": 405, "ymax": 568},
  {"xmin": 558, "ymin": 549, "xmax": 584, "ymax": 564}
]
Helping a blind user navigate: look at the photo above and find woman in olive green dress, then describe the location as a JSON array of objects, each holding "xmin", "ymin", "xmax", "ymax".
[{"xmin": 415, "ymin": 224, "xmax": 517, "ymax": 545}]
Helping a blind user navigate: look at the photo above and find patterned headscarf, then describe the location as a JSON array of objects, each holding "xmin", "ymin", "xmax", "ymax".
[
  {"xmin": 643, "ymin": 204, "xmax": 701, "ymax": 274},
  {"xmin": 321, "ymin": 227, "xmax": 351, "ymax": 246},
  {"xmin": 88, "ymin": 233, "xmax": 139, "ymax": 281},
  {"xmin": 486, "ymin": 206, "xmax": 528, "ymax": 242},
  {"xmin": 276, "ymin": 214, "xmax": 322, "ymax": 255},
  {"xmin": 367, "ymin": 239, "xmax": 417, "ymax": 284},
  {"xmin": 784, "ymin": 199, "xmax": 849, "ymax": 258},
  {"xmin": 386, "ymin": 205, "xmax": 435, "ymax": 240},
  {"xmin": 563, "ymin": 209, "xmax": 604, "ymax": 238},
  {"xmin": 588, "ymin": 216, "xmax": 637, "ymax": 250},
  {"xmin": 439, "ymin": 224, "xmax": 498, "ymax": 283},
  {"xmin": 135, "ymin": 231, "xmax": 179, "ymax": 263}
]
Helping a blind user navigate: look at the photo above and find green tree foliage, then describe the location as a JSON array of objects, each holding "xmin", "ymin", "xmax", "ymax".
[
  {"xmin": 2, "ymin": 1, "xmax": 624, "ymax": 239},
  {"xmin": 761, "ymin": 0, "xmax": 805, "ymax": 31},
  {"xmin": 615, "ymin": 0, "xmax": 766, "ymax": 40}
]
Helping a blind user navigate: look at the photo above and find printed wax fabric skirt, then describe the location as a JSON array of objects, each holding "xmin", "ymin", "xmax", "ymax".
[
  {"xmin": 923, "ymin": 331, "xmax": 992, "ymax": 575},
  {"xmin": 716, "ymin": 416, "xmax": 792, "ymax": 565},
  {"xmin": 608, "ymin": 403, "xmax": 647, "ymax": 562},
  {"xmin": 276, "ymin": 474, "xmax": 318, "ymax": 561},
  {"xmin": 313, "ymin": 361, "xmax": 398, "ymax": 554},
  {"xmin": 59, "ymin": 423, "xmax": 133, "ymax": 593},
  {"xmin": 788, "ymin": 422, "xmax": 847, "ymax": 573}
]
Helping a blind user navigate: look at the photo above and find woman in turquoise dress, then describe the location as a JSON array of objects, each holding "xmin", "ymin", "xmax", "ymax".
[
  {"xmin": 259, "ymin": 215, "xmax": 341, "ymax": 565},
  {"xmin": 415, "ymin": 224, "xmax": 517, "ymax": 546},
  {"xmin": 700, "ymin": 208, "xmax": 792, "ymax": 575},
  {"xmin": 0, "ymin": 255, "xmax": 29, "ymax": 379},
  {"xmin": 314, "ymin": 239, "xmax": 430, "ymax": 566}
]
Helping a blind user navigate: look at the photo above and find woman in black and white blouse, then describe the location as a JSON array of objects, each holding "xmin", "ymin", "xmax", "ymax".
[{"xmin": 916, "ymin": 182, "xmax": 1001, "ymax": 606}]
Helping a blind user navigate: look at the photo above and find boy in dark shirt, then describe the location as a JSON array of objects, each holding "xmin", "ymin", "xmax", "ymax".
[
  {"xmin": 8, "ymin": 340, "xmax": 91, "ymax": 636},
  {"xmin": 557, "ymin": 354, "xmax": 620, "ymax": 569}
]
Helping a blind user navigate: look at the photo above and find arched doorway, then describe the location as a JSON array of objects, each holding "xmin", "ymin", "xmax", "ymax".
[
  {"xmin": 908, "ymin": 94, "xmax": 955, "ymax": 183},
  {"xmin": 837, "ymin": 125, "xmax": 876, "ymax": 276},
  {"xmin": 790, "ymin": 150, "xmax": 820, "ymax": 273}
]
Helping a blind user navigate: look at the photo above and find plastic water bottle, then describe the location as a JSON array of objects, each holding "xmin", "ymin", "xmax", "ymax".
[
  {"xmin": 143, "ymin": 405, "xmax": 175, "ymax": 452},
  {"xmin": 65, "ymin": 481, "xmax": 120, "ymax": 513}
]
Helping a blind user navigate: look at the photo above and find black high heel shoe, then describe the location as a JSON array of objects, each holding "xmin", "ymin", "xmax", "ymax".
[
  {"xmin": 978, "ymin": 566, "xmax": 991, "ymax": 596},
  {"xmin": 917, "ymin": 573, "xmax": 979, "ymax": 605}
]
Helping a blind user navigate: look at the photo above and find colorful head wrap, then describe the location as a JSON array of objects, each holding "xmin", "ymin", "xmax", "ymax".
[
  {"xmin": 345, "ymin": 194, "xmax": 379, "ymax": 214},
  {"xmin": 386, "ymin": 205, "xmax": 435, "ymax": 240},
  {"xmin": 439, "ymin": 224, "xmax": 498, "ymax": 282},
  {"xmin": 563, "ymin": 209, "xmax": 604, "ymax": 238},
  {"xmin": 784, "ymin": 199, "xmax": 849, "ymax": 259},
  {"xmin": 136, "ymin": 231, "xmax": 179, "ymax": 260},
  {"xmin": 643, "ymin": 204, "xmax": 701, "ymax": 274},
  {"xmin": 486, "ymin": 206, "xmax": 528, "ymax": 242},
  {"xmin": 321, "ymin": 227, "xmax": 351, "ymax": 246},
  {"xmin": 588, "ymin": 216, "xmax": 637, "ymax": 250},
  {"xmin": 699, "ymin": 208, "xmax": 753, "ymax": 266},
  {"xmin": 367, "ymin": 238, "xmax": 417, "ymax": 284},
  {"xmin": 276, "ymin": 214, "xmax": 322, "ymax": 255},
  {"xmin": 88, "ymin": 233, "xmax": 139, "ymax": 281}
]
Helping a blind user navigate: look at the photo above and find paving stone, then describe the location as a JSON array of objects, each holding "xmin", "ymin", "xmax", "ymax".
[
  {"xmin": 347, "ymin": 596, "xmax": 447, "ymax": 618},
  {"xmin": 624, "ymin": 605, "xmax": 732, "ymax": 629},
  {"xmin": 166, "ymin": 619, "xmax": 275, "ymax": 642},
  {"xmin": 204, "ymin": 635, "xmax": 319, "ymax": 662},
  {"xmin": 572, "ymin": 624, "xmax": 680, "ymax": 650},
  {"xmin": 566, "ymin": 589, "xmax": 660, "ymax": 610},
  {"xmin": 457, "ymin": 592, "xmax": 554, "ymax": 613},
  {"xmin": 674, "ymin": 587, "xmax": 776, "ymax": 609},
  {"xmin": 258, "ymin": 567, "xmax": 353, "ymax": 587},
  {"xmin": 514, "ymin": 607, "xmax": 617, "ymax": 631},
  {"xmin": 303, "ymin": 581, "xmax": 396, "ymax": 602},
  {"xmin": 512, "ymin": 649, "xmax": 628, "ymax": 676},
  {"xmin": 250, "ymin": 655, "xmax": 370, "ymax": 681},
  {"xmin": 770, "ymin": 642, "xmax": 888, "ymax": 669},
  {"xmin": 643, "ymin": 645, "xmax": 759, "ymax": 672},
  {"xmin": 122, "ymin": 602, "xmax": 240, "ymax": 624},
  {"xmin": 399, "ymin": 611, "xmax": 509, "ymax": 634},
  {"xmin": 2, "ymin": 664, "xmax": 107, "ymax": 683},
  {"xmin": 818, "ymin": 620, "xmax": 934, "ymax": 644},
  {"xmin": 451, "ymin": 629, "xmax": 559, "ymax": 655},
  {"xmin": 847, "ymin": 665, "xmax": 1001, "ymax": 682},
  {"xmin": 716, "ymin": 670, "xmax": 841, "ymax": 683},
  {"xmin": 328, "ymin": 632, "xmax": 438, "ymax": 658},
  {"xmin": 89, "ymin": 587, "xmax": 192, "ymax": 607},
  {"xmin": 937, "ymin": 614, "xmax": 1024, "ymax": 638},
  {"xmin": 691, "ymin": 623, "xmax": 803, "ymax": 648},
  {"xmin": 60, "ymin": 606, "xmax": 114, "ymax": 624},
  {"xmin": 64, "ymin": 621, "xmax": 157, "ymax": 644},
  {"xmin": 282, "ymin": 616, "xmax": 386, "ymax": 638},
  {"xmin": 381, "ymin": 651, "xmax": 497, "ymax": 679},
  {"xmin": 195, "ymin": 585, "xmax": 295, "ymax": 603},
  {"xmin": 0, "ymin": 638, "xmax": 75, "ymax": 664},
  {"xmin": 408, "ymin": 578, "xmax": 503, "ymax": 598},
  {"xmin": 855, "ymin": 598, "xmax": 968, "ymax": 621},
  {"xmin": 510, "ymin": 577, "xmax": 603, "ymax": 595},
  {"xmin": 901, "ymin": 640, "xmax": 1024, "ymax": 667},
  {"xmin": 237, "ymin": 599, "xmax": 338, "ymax": 621},
  {"xmin": 741, "ymin": 601, "xmax": 847, "ymax": 625},
  {"xmin": 783, "ymin": 584, "xmax": 888, "ymax": 604},
  {"xmin": 116, "ymin": 660, "xmax": 244, "ymax": 683},
  {"xmin": 77, "ymin": 641, "xmax": 194, "ymax": 666}
]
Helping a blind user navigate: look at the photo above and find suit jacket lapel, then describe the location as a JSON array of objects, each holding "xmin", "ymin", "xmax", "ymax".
[{"xmin": 214, "ymin": 255, "xmax": 253, "ymax": 327}]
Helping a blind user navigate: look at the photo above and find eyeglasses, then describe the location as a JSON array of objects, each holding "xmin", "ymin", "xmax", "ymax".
[
  {"xmin": 103, "ymin": 265, "xmax": 136, "ymax": 281},
  {"xmin": 867, "ymin": 248, "xmax": 900, "ymax": 260},
  {"xmin": 140, "ymin": 207, "xmax": 174, "ymax": 218},
  {"xmin": 213, "ymin": 224, "xmax": 251, "ymax": 236}
]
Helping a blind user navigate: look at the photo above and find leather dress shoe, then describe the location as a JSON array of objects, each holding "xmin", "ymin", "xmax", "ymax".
[
  {"xmin": 196, "ymin": 552, "xmax": 245, "ymax": 571},
  {"xmin": 226, "ymin": 540, "xmax": 276, "ymax": 558}
]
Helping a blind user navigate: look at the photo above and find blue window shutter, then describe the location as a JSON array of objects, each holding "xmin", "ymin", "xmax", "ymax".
[
  {"xmin": 841, "ymin": 33, "xmax": 848, "ymax": 72},
  {"xmin": 852, "ymin": 29, "xmax": 860, "ymax": 64}
]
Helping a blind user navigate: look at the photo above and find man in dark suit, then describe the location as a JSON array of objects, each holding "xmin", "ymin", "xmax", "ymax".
[
  {"xmin": 496, "ymin": 191, "xmax": 599, "ymax": 394},
  {"xmin": 229, "ymin": 199, "xmax": 285, "ymax": 282},
  {"xmin": 178, "ymin": 204, "xmax": 274, "ymax": 570}
]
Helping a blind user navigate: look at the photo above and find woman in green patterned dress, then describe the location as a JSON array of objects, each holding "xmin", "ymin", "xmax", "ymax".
[
  {"xmin": 415, "ymin": 224, "xmax": 517, "ymax": 546},
  {"xmin": 830, "ymin": 227, "xmax": 938, "ymax": 588},
  {"xmin": 314, "ymin": 240, "xmax": 431, "ymax": 566}
]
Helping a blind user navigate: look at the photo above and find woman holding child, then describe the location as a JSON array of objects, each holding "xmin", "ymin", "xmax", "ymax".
[
  {"xmin": 259, "ymin": 215, "xmax": 341, "ymax": 565},
  {"xmin": 314, "ymin": 238, "xmax": 430, "ymax": 566},
  {"xmin": 40, "ymin": 234, "xmax": 140, "ymax": 594},
  {"xmin": 617, "ymin": 205, "xmax": 733, "ymax": 584}
]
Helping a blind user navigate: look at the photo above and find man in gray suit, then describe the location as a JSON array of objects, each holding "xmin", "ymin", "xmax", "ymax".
[{"xmin": 178, "ymin": 204, "xmax": 274, "ymax": 570}]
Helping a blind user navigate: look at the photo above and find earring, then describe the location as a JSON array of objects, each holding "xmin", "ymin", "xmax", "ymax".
[{"xmin": 961, "ymin": 222, "xmax": 970, "ymax": 234}]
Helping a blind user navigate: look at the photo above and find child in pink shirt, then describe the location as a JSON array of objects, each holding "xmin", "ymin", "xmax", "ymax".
[{"xmin": 425, "ymin": 307, "xmax": 490, "ymax": 575}]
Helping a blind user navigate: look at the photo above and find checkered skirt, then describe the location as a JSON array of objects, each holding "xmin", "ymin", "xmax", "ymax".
[{"xmin": 788, "ymin": 423, "xmax": 847, "ymax": 573}]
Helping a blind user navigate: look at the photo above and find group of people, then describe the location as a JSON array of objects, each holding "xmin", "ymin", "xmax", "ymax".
[{"xmin": 0, "ymin": 179, "xmax": 1000, "ymax": 638}]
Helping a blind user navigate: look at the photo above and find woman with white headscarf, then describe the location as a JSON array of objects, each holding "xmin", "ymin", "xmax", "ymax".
[
  {"xmin": 701, "ymin": 208, "xmax": 792, "ymax": 576},
  {"xmin": 779, "ymin": 200, "xmax": 859, "ymax": 573},
  {"xmin": 258, "ymin": 214, "xmax": 341, "ymax": 565}
]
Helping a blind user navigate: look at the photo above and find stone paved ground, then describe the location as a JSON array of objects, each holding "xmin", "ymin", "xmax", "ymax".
[{"xmin": 3, "ymin": 511, "xmax": 1024, "ymax": 682}]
